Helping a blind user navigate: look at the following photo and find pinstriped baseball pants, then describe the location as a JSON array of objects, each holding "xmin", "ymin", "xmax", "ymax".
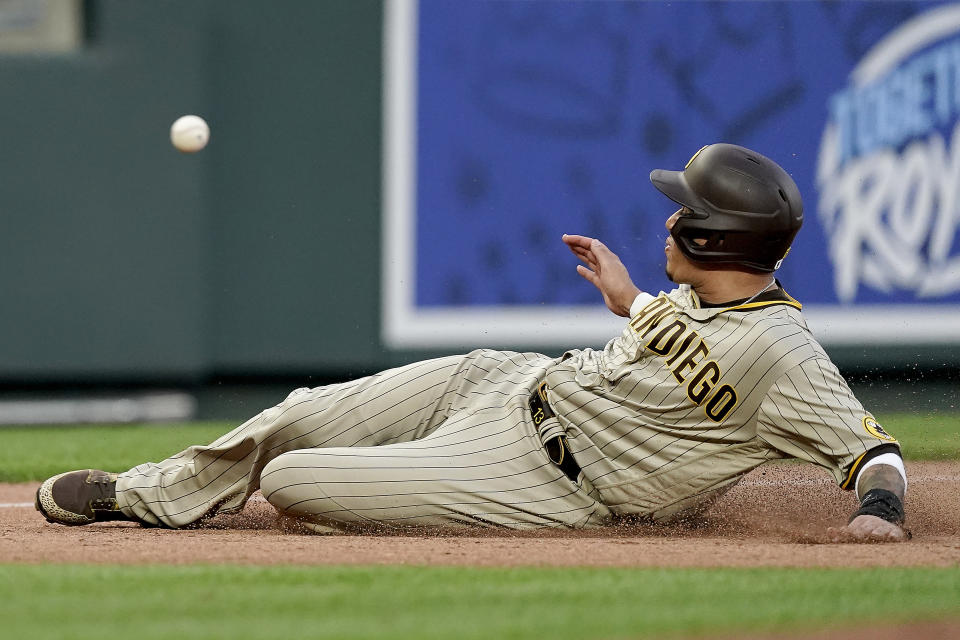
[{"xmin": 115, "ymin": 350, "xmax": 610, "ymax": 531}]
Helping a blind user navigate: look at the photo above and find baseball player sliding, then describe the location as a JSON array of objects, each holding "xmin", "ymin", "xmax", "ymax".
[{"xmin": 36, "ymin": 144, "xmax": 908, "ymax": 542}]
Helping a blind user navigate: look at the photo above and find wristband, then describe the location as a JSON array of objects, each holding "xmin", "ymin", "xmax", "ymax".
[{"xmin": 849, "ymin": 488, "xmax": 905, "ymax": 526}]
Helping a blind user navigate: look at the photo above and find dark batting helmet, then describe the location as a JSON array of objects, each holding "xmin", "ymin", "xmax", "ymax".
[{"xmin": 649, "ymin": 143, "xmax": 803, "ymax": 272}]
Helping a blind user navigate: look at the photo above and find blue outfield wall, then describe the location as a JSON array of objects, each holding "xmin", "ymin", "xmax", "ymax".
[{"xmin": 383, "ymin": 0, "xmax": 960, "ymax": 359}]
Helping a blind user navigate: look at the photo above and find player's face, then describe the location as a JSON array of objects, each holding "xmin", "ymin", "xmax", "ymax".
[{"xmin": 664, "ymin": 207, "xmax": 706, "ymax": 284}]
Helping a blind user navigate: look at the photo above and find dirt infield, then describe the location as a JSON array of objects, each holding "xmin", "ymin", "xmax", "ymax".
[{"xmin": 3, "ymin": 461, "xmax": 958, "ymax": 567}]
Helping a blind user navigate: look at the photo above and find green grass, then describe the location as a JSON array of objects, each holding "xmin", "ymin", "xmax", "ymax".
[
  {"xmin": 4, "ymin": 417, "xmax": 959, "ymax": 639},
  {"xmin": 0, "ymin": 565, "xmax": 956, "ymax": 640},
  {"xmin": 0, "ymin": 422, "xmax": 232, "ymax": 482},
  {"xmin": 0, "ymin": 412, "xmax": 956, "ymax": 483},
  {"xmin": 879, "ymin": 413, "xmax": 960, "ymax": 460}
]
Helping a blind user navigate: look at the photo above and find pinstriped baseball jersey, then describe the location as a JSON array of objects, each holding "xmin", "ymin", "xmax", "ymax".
[{"xmin": 543, "ymin": 284, "xmax": 898, "ymax": 522}]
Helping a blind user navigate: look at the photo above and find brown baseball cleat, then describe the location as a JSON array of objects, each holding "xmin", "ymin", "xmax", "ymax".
[{"xmin": 35, "ymin": 469, "xmax": 134, "ymax": 526}]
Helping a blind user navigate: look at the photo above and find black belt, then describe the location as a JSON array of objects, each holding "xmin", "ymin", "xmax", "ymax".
[{"xmin": 529, "ymin": 383, "xmax": 581, "ymax": 482}]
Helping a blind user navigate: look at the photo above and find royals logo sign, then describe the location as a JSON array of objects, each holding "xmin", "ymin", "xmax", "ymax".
[
  {"xmin": 817, "ymin": 4, "xmax": 960, "ymax": 303},
  {"xmin": 385, "ymin": 1, "xmax": 960, "ymax": 349}
]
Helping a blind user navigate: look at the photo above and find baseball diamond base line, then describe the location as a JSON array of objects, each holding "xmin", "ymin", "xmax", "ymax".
[{"xmin": 3, "ymin": 461, "xmax": 958, "ymax": 567}]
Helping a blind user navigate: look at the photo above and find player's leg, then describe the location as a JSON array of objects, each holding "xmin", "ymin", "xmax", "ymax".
[
  {"xmin": 113, "ymin": 354, "xmax": 479, "ymax": 527},
  {"xmin": 39, "ymin": 354, "xmax": 470, "ymax": 528},
  {"xmin": 259, "ymin": 397, "xmax": 610, "ymax": 531},
  {"xmin": 37, "ymin": 349, "xmax": 557, "ymax": 528}
]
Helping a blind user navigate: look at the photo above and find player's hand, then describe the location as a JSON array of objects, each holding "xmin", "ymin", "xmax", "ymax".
[
  {"xmin": 827, "ymin": 515, "xmax": 910, "ymax": 543},
  {"xmin": 562, "ymin": 234, "xmax": 641, "ymax": 317}
]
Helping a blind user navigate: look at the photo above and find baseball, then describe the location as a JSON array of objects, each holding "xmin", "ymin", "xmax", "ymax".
[{"xmin": 170, "ymin": 115, "xmax": 209, "ymax": 153}]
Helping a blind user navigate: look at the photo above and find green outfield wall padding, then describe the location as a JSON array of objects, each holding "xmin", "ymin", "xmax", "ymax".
[{"xmin": 0, "ymin": 1, "xmax": 382, "ymax": 382}]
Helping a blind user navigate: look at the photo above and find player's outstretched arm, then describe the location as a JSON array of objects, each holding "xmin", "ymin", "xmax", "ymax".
[
  {"xmin": 830, "ymin": 463, "xmax": 909, "ymax": 542},
  {"xmin": 562, "ymin": 234, "xmax": 642, "ymax": 317}
]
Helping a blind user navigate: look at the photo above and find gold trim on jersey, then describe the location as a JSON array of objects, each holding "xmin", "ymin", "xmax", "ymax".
[
  {"xmin": 841, "ymin": 450, "xmax": 869, "ymax": 490},
  {"xmin": 689, "ymin": 286, "xmax": 801, "ymax": 313},
  {"xmin": 725, "ymin": 297, "xmax": 802, "ymax": 313},
  {"xmin": 842, "ymin": 444, "xmax": 896, "ymax": 490}
]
